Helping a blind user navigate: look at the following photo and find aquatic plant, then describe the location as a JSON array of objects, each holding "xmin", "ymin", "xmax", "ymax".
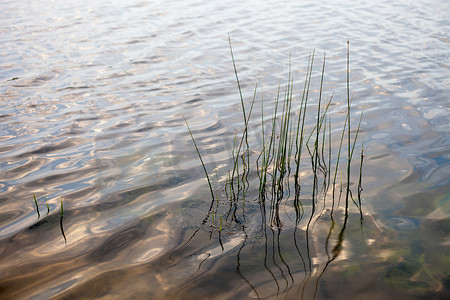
[
  {"xmin": 185, "ymin": 42, "xmax": 363, "ymax": 223},
  {"xmin": 183, "ymin": 115, "xmax": 216, "ymax": 219},
  {"xmin": 33, "ymin": 193, "xmax": 40, "ymax": 219},
  {"xmin": 182, "ymin": 39, "xmax": 365, "ymax": 298},
  {"xmin": 31, "ymin": 194, "xmax": 67, "ymax": 244},
  {"xmin": 45, "ymin": 196, "xmax": 50, "ymax": 216},
  {"xmin": 60, "ymin": 198, "xmax": 67, "ymax": 244}
]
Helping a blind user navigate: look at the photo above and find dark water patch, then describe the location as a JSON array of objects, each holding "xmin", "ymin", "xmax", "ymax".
[
  {"xmin": 11, "ymin": 74, "xmax": 56, "ymax": 87},
  {"xmin": 134, "ymin": 124, "xmax": 156, "ymax": 133},
  {"xmin": 2, "ymin": 157, "xmax": 50, "ymax": 180},
  {"xmin": 116, "ymin": 174, "xmax": 191, "ymax": 199},
  {"xmin": 396, "ymin": 185, "xmax": 449, "ymax": 218},
  {"xmin": 89, "ymin": 224, "xmax": 146, "ymax": 263},
  {"xmin": 75, "ymin": 116, "xmax": 100, "ymax": 122},
  {"xmin": 77, "ymin": 172, "xmax": 191, "ymax": 213},
  {"xmin": 23, "ymin": 167, "xmax": 98, "ymax": 189},
  {"xmin": 93, "ymin": 135, "xmax": 140, "ymax": 151},
  {"xmin": 426, "ymin": 217, "xmax": 450, "ymax": 240},
  {"xmin": 60, "ymin": 125, "xmax": 87, "ymax": 136},
  {"xmin": 57, "ymin": 85, "xmax": 92, "ymax": 91},
  {"xmin": 0, "ymin": 145, "xmax": 16, "ymax": 154},
  {"xmin": 154, "ymin": 103, "xmax": 179, "ymax": 111},
  {"xmin": 185, "ymin": 97, "xmax": 203, "ymax": 104},
  {"xmin": 0, "ymin": 254, "xmax": 86, "ymax": 300},
  {"xmin": 129, "ymin": 59, "xmax": 150, "ymax": 64},
  {"xmin": 63, "ymin": 186, "xmax": 97, "ymax": 202},
  {"xmin": 0, "ymin": 211, "xmax": 22, "ymax": 229},
  {"xmin": 17, "ymin": 139, "xmax": 80, "ymax": 157},
  {"xmin": 105, "ymin": 121, "xmax": 133, "ymax": 131},
  {"xmin": 369, "ymin": 152, "xmax": 391, "ymax": 160}
]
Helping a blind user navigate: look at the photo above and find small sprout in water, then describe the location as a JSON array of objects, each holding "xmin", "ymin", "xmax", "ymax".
[
  {"xmin": 60, "ymin": 198, "xmax": 67, "ymax": 244},
  {"xmin": 45, "ymin": 196, "xmax": 50, "ymax": 216},
  {"xmin": 33, "ymin": 194, "xmax": 40, "ymax": 219}
]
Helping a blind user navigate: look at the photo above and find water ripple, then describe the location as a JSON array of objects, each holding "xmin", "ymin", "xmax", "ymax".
[{"xmin": 0, "ymin": 0, "xmax": 449, "ymax": 298}]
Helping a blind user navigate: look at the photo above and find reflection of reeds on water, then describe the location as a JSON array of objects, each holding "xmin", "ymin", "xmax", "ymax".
[{"xmin": 183, "ymin": 39, "xmax": 365, "ymax": 299}]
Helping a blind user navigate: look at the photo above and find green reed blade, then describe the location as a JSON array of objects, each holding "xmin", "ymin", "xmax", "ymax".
[
  {"xmin": 59, "ymin": 217, "xmax": 67, "ymax": 244},
  {"xmin": 305, "ymin": 93, "xmax": 334, "ymax": 151},
  {"xmin": 258, "ymin": 86, "xmax": 267, "ymax": 195},
  {"xmin": 350, "ymin": 105, "xmax": 365, "ymax": 160},
  {"xmin": 357, "ymin": 142, "xmax": 365, "ymax": 220},
  {"xmin": 228, "ymin": 34, "xmax": 247, "ymax": 126},
  {"xmin": 312, "ymin": 53, "xmax": 326, "ymax": 199},
  {"xmin": 294, "ymin": 51, "xmax": 314, "ymax": 187},
  {"xmin": 183, "ymin": 116, "xmax": 215, "ymax": 202},
  {"xmin": 320, "ymin": 116, "xmax": 327, "ymax": 190},
  {"xmin": 327, "ymin": 116, "xmax": 332, "ymax": 194},
  {"xmin": 346, "ymin": 39, "xmax": 351, "ymax": 212},
  {"xmin": 230, "ymin": 83, "xmax": 257, "ymax": 198},
  {"xmin": 45, "ymin": 196, "xmax": 50, "ymax": 216},
  {"xmin": 60, "ymin": 198, "xmax": 67, "ymax": 244},
  {"xmin": 33, "ymin": 194, "xmax": 40, "ymax": 219},
  {"xmin": 228, "ymin": 34, "xmax": 251, "ymax": 156},
  {"xmin": 332, "ymin": 107, "xmax": 349, "ymax": 193}
]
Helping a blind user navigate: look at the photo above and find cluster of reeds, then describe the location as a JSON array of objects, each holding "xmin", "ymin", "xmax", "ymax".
[
  {"xmin": 32, "ymin": 194, "xmax": 67, "ymax": 244},
  {"xmin": 184, "ymin": 38, "xmax": 364, "ymax": 238}
]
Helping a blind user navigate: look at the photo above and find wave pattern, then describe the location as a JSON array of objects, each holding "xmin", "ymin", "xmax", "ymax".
[{"xmin": 0, "ymin": 0, "xmax": 449, "ymax": 299}]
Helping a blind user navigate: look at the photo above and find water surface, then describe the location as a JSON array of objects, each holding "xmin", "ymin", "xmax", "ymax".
[{"xmin": 0, "ymin": 0, "xmax": 449, "ymax": 299}]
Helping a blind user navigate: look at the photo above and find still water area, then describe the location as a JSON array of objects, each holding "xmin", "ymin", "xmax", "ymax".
[{"xmin": 0, "ymin": 0, "xmax": 449, "ymax": 299}]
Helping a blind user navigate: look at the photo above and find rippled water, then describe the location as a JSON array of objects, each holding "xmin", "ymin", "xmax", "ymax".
[{"xmin": 1, "ymin": 0, "xmax": 449, "ymax": 299}]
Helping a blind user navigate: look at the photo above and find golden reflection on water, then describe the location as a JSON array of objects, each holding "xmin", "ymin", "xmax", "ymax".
[
  {"xmin": 1, "ymin": 112, "xmax": 435, "ymax": 299},
  {"xmin": 0, "ymin": 84, "xmax": 446, "ymax": 300}
]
